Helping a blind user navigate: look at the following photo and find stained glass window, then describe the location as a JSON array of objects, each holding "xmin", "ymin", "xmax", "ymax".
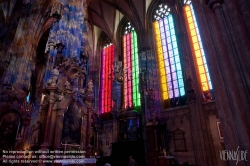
[
  {"xmin": 100, "ymin": 42, "xmax": 114, "ymax": 113},
  {"xmin": 153, "ymin": 4, "xmax": 185, "ymax": 108},
  {"xmin": 183, "ymin": 0, "xmax": 213, "ymax": 101},
  {"xmin": 123, "ymin": 22, "xmax": 141, "ymax": 109}
]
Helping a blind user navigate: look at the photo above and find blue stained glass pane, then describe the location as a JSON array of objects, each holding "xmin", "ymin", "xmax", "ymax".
[
  {"xmin": 172, "ymin": 42, "xmax": 177, "ymax": 48},
  {"xmin": 180, "ymin": 88, "xmax": 185, "ymax": 96},
  {"xmin": 176, "ymin": 63, "xmax": 181, "ymax": 69},
  {"xmin": 209, "ymin": 81, "xmax": 213, "ymax": 89},
  {"xmin": 205, "ymin": 65, "xmax": 209, "ymax": 73},
  {"xmin": 201, "ymin": 49, "xmax": 205, "ymax": 56},
  {"xmin": 168, "ymin": 15, "xmax": 173, "ymax": 23},
  {"xmin": 203, "ymin": 57, "xmax": 207, "ymax": 64},
  {"xmin": 177, "ymin": 71, "xmax": 183, "ymax": 79},
  {"xmin": 175, "ymin": 56, "xmax": 180, "ymax": 63},
  {"xmin": 198, "ymin": 35, "xmax": 201, "ymax": 42},
  {"xmin": 179, "ymin": 79, "xmax": 184, "ymax": 87},
  {"xmin": 174, "ymin": 49, "xmax": 179, "ymax": 55},
  {"xmin": 176, "ymin": 63, "xmax": 181, "ymax": 70},
  {"xmin": 171, "ymin": 29, "xmax": 175, "ymax": 34},
  {"xmin": 171, "ymin": 35, "xmax": 176, "ymax": 42},
  {"xmin": 169, "ymin": 23, "xmax": 174, "ymax": 29},
  {"xmin": 207, "ymin": 72, "xmax": 211, "ymax": 81}
]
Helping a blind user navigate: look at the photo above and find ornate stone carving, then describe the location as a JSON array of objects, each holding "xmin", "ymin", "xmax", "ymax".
[{"xmin": 47, "ymin": 68, "xmax": 59, "ymax": 86}]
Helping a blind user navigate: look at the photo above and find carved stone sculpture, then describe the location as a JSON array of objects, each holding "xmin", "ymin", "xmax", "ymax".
[
  {"xmin": 31, "ymin": 121, "xmax": 41, "ymax": 145},
  {"xmin": 48, "ymin": 68, "xmax": 59, "ymax": 86}
]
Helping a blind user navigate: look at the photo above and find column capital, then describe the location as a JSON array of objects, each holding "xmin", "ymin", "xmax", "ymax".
[{"xmin": 205, "ymin": 0, "xmax": 223, "ymax": 9}]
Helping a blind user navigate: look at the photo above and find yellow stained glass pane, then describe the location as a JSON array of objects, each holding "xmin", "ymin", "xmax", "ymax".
[
  {"xmin": 193, "ymin": 43, "xmax": 200, "ymax": 51},
  {"xmin": 190, "ymin": 29, "xmax": 196, "ymax": 37},
  {"xmin": 188, "ymin": 17, "xmax": 193, "ymax": 24},
  {"xmin": 202, "ymin": 82, "xmax": 208, "ymax": 91},
  {"xmin": 196, "ymin": 57, "xmax": 203, "ymax": 65},
  {"xmin": 199, "ymin": 65, "xmax": 205, "ymax": 74},
  {"xmin": 200, "ymin": 73, "xmax": 207, "ymax": 82},
  {"xmin": 162, "ymin": 83, "xmax": 167, "ymax": 91},
  {"xmin": 192, "ymin": 35, "xmax": 198, "ymax": 43},
  {"xmin": 186, "ymin": 11, "xmax": 191, "ymax": 18},
  {"xmin": 163, "ymin": 92, "xmax": 168, "ymax": 100},
  {"xmin": 160, "ymin": 67, "xmax": 166, "ymax": 76},
  {"xmin": 195, "ymin": 50, "xmax": 201, "ymax": 58},
  {"xmin": 189, "ymin": 22, "xmax": 195, "ymax": 30},
  {"xmin": 159, "ymin": 61, "xmax": 165, "ymax": 68}
]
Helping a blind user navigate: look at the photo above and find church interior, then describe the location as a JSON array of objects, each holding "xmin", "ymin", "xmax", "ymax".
[{"xmin": 0, "ymin": 0, "xmax": 250, "ymax": 166}]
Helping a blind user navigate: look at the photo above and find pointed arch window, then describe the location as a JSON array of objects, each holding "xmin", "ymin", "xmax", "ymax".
[
  {"xmin": 100, "ymin": 39, "xmax": 114, "ymax": 114},
  {"xmin": 153, "ymin": 4, "xmax": 185, "ymax": 109},
  {"xmin": 123, "ymin": 22, "xmax": 141, "ymax": 109},
  {"xmin": 183, "ymin": 0, "xmax": 213, "ymax": 101}
]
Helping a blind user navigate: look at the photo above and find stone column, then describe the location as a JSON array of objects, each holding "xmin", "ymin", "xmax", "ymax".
[
  {"xmin": 40, "ymin": 86, "xmax": 57, "ymax": 150},
  {"xmin": 203, "ymin": 1, "xmax": 250, "ymax": 165},
  {"xmin": 86, "ymin": 106, "xmax": 92, "ymax": 157},
  {"xmin": 54, "ymin": 109, "xmax": 64, "ymax": 149}
]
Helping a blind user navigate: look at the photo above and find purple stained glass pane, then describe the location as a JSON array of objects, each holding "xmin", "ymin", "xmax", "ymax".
[
  {"xmin": 163, "ymin": 52, "xmax": 168, "ymax": 59},
  {"xmin": 160, "ymin": 26, "xmax": 165, "ymax": 32},
  {"xmin": 168, "ymin": 90, "xmax": 173, "ymax": 98},
  {"xmin": 170, "ymin": 57, "xmax": 174, "ymax": 64},
  {"xmin": 172, "ymin": 72, "xmax": 177, "ymax": 80},
  {"xmin": 162, "ymin": 39, "xmax": 166, "ymax": 46},
  {"xmin": 168, "ymin": 83, "xmax": 173, "ymax": 90},
  {"xmin": 174, "ymin": 89, "xmax": 179, "ymax": 97},
  {"xmin": 168, "ymin": 43, "xmax": 172, "ymax": 50},
  {"xmin": 173, "ymin": 80, "xmax": 178, "ymax": 88},
  {"xmin": 171, "ymin": 65, "xmax": 176, "ymax": 72},
  {"xmin": 167, "ymin": 74, "xmax": 172, "ymax": 81},
  {"xmin": 160, "ymin": 20, "xmax": 164, "ymax": 27},
  {"xmin": 163, "ymin": 45, "xmax": 168, "ymax": 52},
  {"xmin": 165, "ymin": 65, "xmax": 170, "ymax": 72}
]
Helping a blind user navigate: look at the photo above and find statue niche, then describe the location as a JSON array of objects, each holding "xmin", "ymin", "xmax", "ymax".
[{"xmin": 62, "ymin": 102, "xmax": 82, "ymax": 144}]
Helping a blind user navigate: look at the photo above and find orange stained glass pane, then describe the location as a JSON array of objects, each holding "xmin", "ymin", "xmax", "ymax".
[
  {"xmin": 193, "ymin": 43, "xmax": 200, "ymax": 51},
  {"xmin": 195, "ymin": 50, "xmax": 202, "ymax": 58},
  {"xmin": 198, "ymin": 65, "xmax": 205, "ymax": 74}
]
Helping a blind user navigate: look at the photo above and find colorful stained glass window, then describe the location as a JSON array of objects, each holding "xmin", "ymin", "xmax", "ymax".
[
  {"xmin": 123, "ymin": 22, "xmax": 141, "ymax": 109},
  {"xmin": 153, "ymin": 4, "xmax": 185, "ymax": 108},
  {"xmin": 183, "ymin": 0, "xmax": 213, "ymax": 100},
  {"xmin": 100, "ymin": 43, "xmax": 114, "ymax": 113}
]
